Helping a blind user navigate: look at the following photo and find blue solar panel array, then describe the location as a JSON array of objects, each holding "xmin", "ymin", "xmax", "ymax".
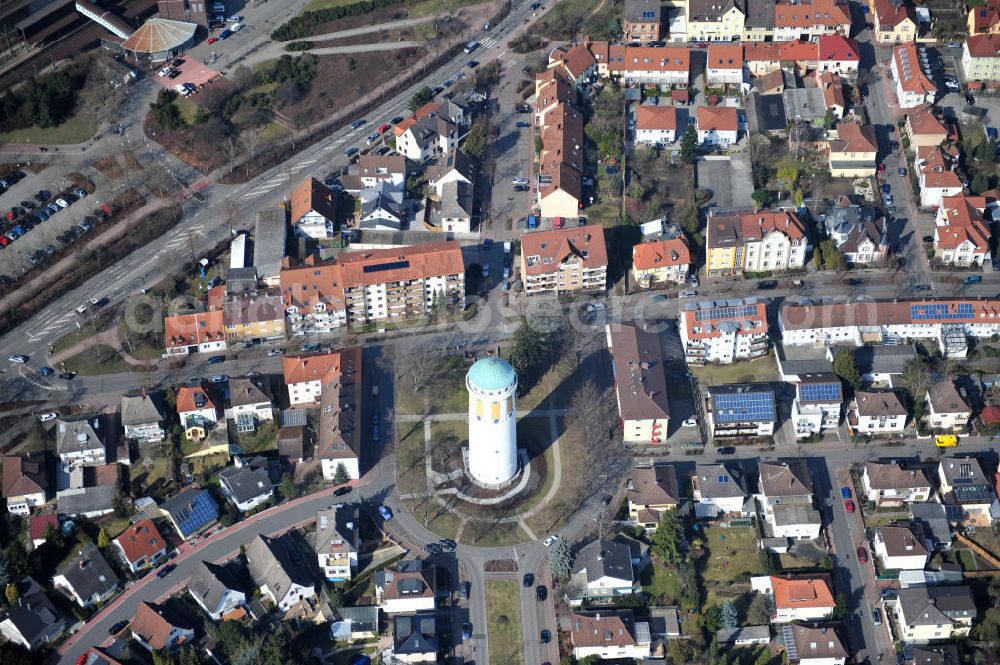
[
  {"xmin": 695, "ymin": 304, "xmax": 759, "ymax": 322},
  {"xmin": 173, "ymin": 490, "xmax": 219, "ymax": 537},
  {"xmin": 910, "ymin": 303, "xmax": 975, "ymax": 321},
  {"xmin": 712, "ymin": 391, "xmax": 776, "ymax": 423},
  {"xmin": 800, "ymin": 382, "xmax": 843, "ymax": 403}
]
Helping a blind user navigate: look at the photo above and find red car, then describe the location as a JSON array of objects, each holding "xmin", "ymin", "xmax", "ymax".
[
  {"xmin": 378, "ymin": 123, "xmax": 391, "ymax": 134},
  {"xmin": 845, "ymin": 499, "xmax": 856, "ymax": 513},
  {"xmin": 207, "ymin": 36, "xmax": 218, "ymax": 44},
  {"xmin": 877, "ymin": 163, "xmax": 886, "ymax": 175},
  {"xmin": 0, "ymin": 236, "xmax": 9, "ymax": 247},
  {"xmin": 857, "ymin": 547, "xmax": 868, "ymax": 563}
]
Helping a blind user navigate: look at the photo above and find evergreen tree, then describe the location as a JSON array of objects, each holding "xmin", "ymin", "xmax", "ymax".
[
  {"xmin": 547, "ymin": 536, "xmax": 572, "ymax": 580},
  {"xmin": 680, "ymin": 125, "xmax": 698, "ymax": 164},
  {"xmin": 652, "ymin": 509, "xmax": 683, "ymax": 564},
  {"xmin": 97, "ymin": 527, "xmax": 110, "ymax": 549},
  {"xmin": 5, "ymin": 582, "xmax": 19, "ymax": 605},
  {"xmin": 831, "ymin": 593, "xmax": 849, "ymax": 620},
  {"xmin": 332, "ymin": 463, "xmax": 350, "ymax": 485},
  {"xmin": 462, "ymin": 123, "xmax": 489, "ymax": 160},
  {"xmin": 719, "ymin": 599, "xmax": 739, "ymax": 630},
  {"xmin": 280, "ymin": 473, "xmax": 296, "ymax": 501},
  {"xmin": 832, "ymin": 349, "xmax": 860, "ymax": 389}
]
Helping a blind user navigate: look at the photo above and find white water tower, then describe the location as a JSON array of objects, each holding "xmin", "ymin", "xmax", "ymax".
[{"xmin": 466, "ymin": 356, "xmax": 518, "ymax": 485}]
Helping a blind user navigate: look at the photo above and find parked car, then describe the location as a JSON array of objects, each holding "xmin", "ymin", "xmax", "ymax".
[
  {"xmin": 523, "ymin": 573, "xmax": 534, "ymax": 587},
  {"xmin": 439, "ymin": 539, "xmax": 457, "ymax": 551},
  {"xmin": 207, "ymin": 36, "xmax": 218, "ymax": 44},
  {"xmin": 963, "ymin": 275, "xmax": 982, "ymax": 285},
  {"xmin": 462, "ymin": 623, "xmax": 472, "ymax": 640},
  {"xmin": 872, "ymin": 609, "xmax": 882, "ymax": 626},
  {"xmin": 38, "ymin": 412, "xmax": 58, "ymax": 422},
  {"xmin": 366, "ymin": 131, "xmax": 381, "ymax": 145},
  {"xmin": 59, "ymin": 372, "xmax": 76, "ymax": 380},
  {"xmin": 845, "ymin": 499, "xmax": 856, "ymax": 513},
  {"xmin": 682, "ymin": 418, "xmax": 697, "ymax": 428},
  {"xmin": 679, "ymin": 290, "xmax": 697, "ymax": 298},
  {"xmin": 39, "ymin": 366, "xmax": 54, "ymax": 376},
  {"xmin": 536, "ymin": 585, "xmax": 547, "ymax": 601},
  {"xmin": 350, "ymin": 119, "xmax": 367, "ymax": 129},
  {"xmin": 108, "ymin": 620, "xmax": 129, "ymax": 635},
  {"xmin": 219, "ymin": 28, "xmax": 232, "ymax": 39},
  {"xmin": 156, "ymin": 563, "xmax": 176, "ymax": 578},
  {"xmin": 717, "ymin": 446, "xmax": 736, "ymax": 455},
  {"xmin": 540, "ymin": 630, "xmax": 551, "ymax": 644},
  {"xmin": 757, "ymin": 279, "xmax": 778, "ymax": 290},
  {"xmin": 515, "ymin": 121, "xmax": 531, "ymax": 128},
  {"xmin": 55, "ymin": 198, "xmax": 70, "ymax": 208},
  {"xmin": 377, "ymin": 123, "xmax": 391, "ymax": 134},
  {"xmin": 333, "ymin": 485, "xmax": 352, "ymax": 496},
  {"xmin": 207, "ymin": 355, "xmax": 226, "ymax": 364},
  {"xmin": 378, "ymin": 505, "xmax": 393, "ymax": 520},
  {"xmin": 8, "ymin": 354, "xmax": 28, "ymax": 363},
  {"xmin": 460, "ymin": 581, "xmax": 471, "ymax": 600},
  {"xmin": 543, "ymin": 535, "xmax": 559, "ymax": 547},
  {"xmin": 841, "ymin": 487, "xmax": 851, "ymax": 499},
  {"xmin": 390, "ymin": 116, "xmax": 404, "ymax": 124},
  {"xmin": 857, "ymin": 547, "xmax": 868, "ymax": 563},
  {"xmin": 344, "ymin": 147, "xmax": 359, "ymax": 158}
]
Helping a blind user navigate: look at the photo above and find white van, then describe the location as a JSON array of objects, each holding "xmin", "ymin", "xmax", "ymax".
[
  {"xmin": 174, "ymin": 83, "xmax": 192, "ymax": 96},
  {"xmin": 464, "ymin": 41, "xmax": 478, "ymax": 54}
]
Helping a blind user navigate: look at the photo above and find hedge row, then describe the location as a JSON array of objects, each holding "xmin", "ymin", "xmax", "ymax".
[{"xmin": 272, "ymin": 0, "xmax": 409, "ymax": 41}]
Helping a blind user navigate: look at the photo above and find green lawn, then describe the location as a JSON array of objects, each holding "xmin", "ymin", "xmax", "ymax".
[
  {"xmin": 62, "ymin": 344, "xmax": 134, "ymax": 375},
  {"xmin": 257, "ymin": 121, "xmax": 291, "ymax": 144},
  {"xmin": 235, "ymin": 420, "xmax": 278, "ymax": 454},
  {"xmin": 52, "ymin": 311, "xmax": 117, "ymax": 354},
  {"xmin": 778, "ymin": 553, "xmax": 818, "ymax": 571},
  {"xmin": 691, "ymin": 352, "xmax": 779, "ymax": 386},
  {"xmin": 700, "ymin": 526, "xmax": 762, "ymax": 583},
  {"xmin": 957, "ymin": 548, "xmax": 978, "ymax": 571},
  {"xmin": 0, "ymin": 112, "xmax": 95, "ymax": 144},
  {"xmin": 485, "ymin": 580, "xmax": 524, "ymax": 665},
  {"xmin": 394, "ymin": 354, "xmax": 470, "ymax": 416},
  {"xmin": 464, "ymin": 519, "xmax": 528, "ymax": 548},
  {"xmin": 642, "ymin": 558, "xmax": 682, "ymax": 604},
  {"xmin": 131, "ymin": 456, "xmax": 176, "ymax": 500},
  {"xmin": 303, "ymin": 0, "xmax": 365, "ymax": 12},
  {"xmin": 396, "ymin": 422, "xmax": 427, "ymax": 495}
]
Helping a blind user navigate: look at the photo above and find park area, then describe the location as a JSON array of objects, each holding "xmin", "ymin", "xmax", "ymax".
[{"xmin": 485, "ymin": 580, "xmax": 523, "ymax": 665}]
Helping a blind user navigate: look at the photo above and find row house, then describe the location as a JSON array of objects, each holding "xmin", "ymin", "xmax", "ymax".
[
  {"xmin": 861, "ymin": 461, "xmax": 931, "ymax": 507},
  {"xmin": 750, "ymin": 574, "xmax": 835, "ymax": 622},
  {"xmin": 706, "ymin": 383, "xmax": 777, "ymax": 440},
  {"xmin": 779, "ymin": 299, "xmax": 1000, "ymax": 357},
  {"xmin": 623, "ymin": 0, "xmax": 662, "ymax": 44},
  {"xmin": 758, "ymin": 459, "xmax": 822, "ymax": 542},
  {"xmin": 850, "ymin": 390, "xmax": 909, "ymax": 434},
  {"xmin": 688, "ymin": 0, "xmax": 746, "ymax": 42},
  {"xmin": 315, "ymin": 347, "xmax": 363, "ymax": 482},
  {"xmin": 164, "ymin": 310, "xmax": 227, "ymax": 356},
  {"xmin": 706, "ymin": 43, "xmax": 744, "ymax": 85},
  {"xmin": 222, "ymin": 292, "xmax": 286, "ymax": 342},
  {"xmin": 915, "ymin": 145, "xmax": 963, "ymax": 208},
  {"xmin": 828, "ymin": 121, "xmax": 877, "ymax": 177},
  {"xmin": 818, "ymin": 71, "xmax": 846, "ymax": 119},
  {"xmin": 705, "ymin": 209, "xmax": 808, "ymax": 275},
  {"xmin": 697, "ymin": 105, "xmax": 740, "ymax": 147},
  {"xmin": 520, "ymin": 225, "xmax": 608, "ymax": 295},
  {"xmin": 626, "ymin": 465, "xmax": 680, "ymax": 530},
  {"xmin": 771, "ymin": 0, "xmax": 852, "ymax": 41},
  {"xmin": 607, "ymin": 323, "xmax": 671, "ymax": 446},
  {"xmin": 872, "ymin": 0, "xmax": 917, "ymax": 44},
  {"xmin": 743, "ymin": 36, "xmax": 860, "ymax": 77},
  {"xmin": 678, "ymin": 299, "xmax": 769, "ymax": 365},
  {"xmin": 962, "ymin": 33, "xmax": 1000, "ymax": 82},
  {"xmin": 791, "ymin": 373, "xmax": 843, "ymax": 439},
  {"xmin": 934, "ymin": 195, "xmax": 992, "ymax": 267},
  {"xmin": 892, "ymin": 43, "xmax": 935, "ymax": 109},
  {"xmin": 968, "ymin": 0, "xmax": 1000, "ymax": 36},
  {"xmin": 534, "ymin": 69, "xmax": 585, "ymax": 219},
  {"xmin": 291, "ymin": 177, "xmax": 337, "ymax": 240},
  {"xmin": 631, "ymin": 236, "xmax": 691, "ymax": 285},
  {"xmin": 906, "ymin": 104, "xmax": 950, "ymax": 149},
  {"xmin": 593, "ymin": 43, "xmax": 691, "ymax": 86},
  {"xmin": 634, "ymin": 105, "xmax": 681, "ymax": 147}
]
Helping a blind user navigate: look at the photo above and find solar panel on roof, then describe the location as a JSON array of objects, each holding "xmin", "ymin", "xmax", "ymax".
[
  {"xmin": 176, "ymin": 491, "xmax": 218, "ymax": 536},
  {"xmin": 362, "ymin": 260, "xmax": 410, "ymax": 274},
  {"xmin": 800, "ymin": 382, "xmax": 842, "ymax": 402},
  {"xmin": 911, "ymin": 303, "xmax": 975, "ymax": 321},
  {"xmin": 712, "ymin": 391, "xmax": 775, "ymax": 423},
  {"xmin": 695, "ymin": 304, "xmax": 759, "ymax": 322},
  {"xmin": 782, "ymin": 626, "xmax": 798, "ymax": 661}
]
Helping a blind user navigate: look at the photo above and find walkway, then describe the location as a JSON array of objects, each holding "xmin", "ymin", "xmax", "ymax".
[{"xmin": 46, "ymin": 317, "xmax": 153, "ymax": 368}]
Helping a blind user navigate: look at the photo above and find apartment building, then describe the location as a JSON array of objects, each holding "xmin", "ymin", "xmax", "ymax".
[
  {"xmin": 291, "ymin": 178, "xmax": 338, "ymax": 239},
  {"xmin": 520, "ymin": 225, "xmax": 608, "ymax": 295},
  {"xmin": 283, "ymin": 351, "xmax": 357, "ymax": 407},
  {"xmin": 906, "ymin": 104, "xmax": 950, "ymax": 149},
  {"xmin": 688, "ymin": 0, "xmax": 746, "ymax": 42},
  {"xmin": 623, "ymin": 0, "xmax": 662, "ymax": 44},
  {"xmin": 706, "ymin": 383, "xmax": 777, "ymax": 439},
  {"xmin": 780, "ymin": 299, "xmax": 1000, "ymax": 357},
  {"xmin": 935, "ymin": 195, "xmax": 992, "ymax": 267},
  {"xmin": 678, "ymin": 299, "xmax": 769, "ymax": 365},
  {"xmin": 280, "ymin": 258, "xmax": 347, "ymax": 335},
  {"xmin": 892, "ymin": 43, "xmax": 935, "ymax": 108},
  {"xmin": 872, "ymin": 0, "xmax": 917, "ymax": 44},
  {"xmin": 963, "ymin": 34, "xmax": 1000, "ymax": 82},
  {"xmin": 222, "ymin": 292, "xmax": 286, "ymax": 342},
  {"xmin": 915, "ymin": 146, "xmax": 962, "ymax": 208},
  {"xmin": 791, "ymin": 373, "xmax": 843, "ymax": 439},
  {"xmin": 631, "ymin": 237, "xmax": 691, "ymax": 285},
  {"xmin": 607, "ymin": 323, "xmax": 670, "ymax": 445},
  {"xmin": 164, "ymin": 310, "xmax": 228, "ymax": 356},
  {"xmin": 772, "ymin": 0, "xmax": 852, "ymax": 41},
  {"xmin": 705, "ymin": 209, "xmax": 808, "ymax": 275}
]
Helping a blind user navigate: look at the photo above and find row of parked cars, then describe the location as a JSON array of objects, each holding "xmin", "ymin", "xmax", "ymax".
[{"xmin": 1, "ymin": 186, "xmax": 90, "ymax": 249}]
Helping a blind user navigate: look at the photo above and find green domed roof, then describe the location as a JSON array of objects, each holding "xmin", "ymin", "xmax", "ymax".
[{"xmin": 467, "ymin": 357, "xmax": 516, "ymax": 391}]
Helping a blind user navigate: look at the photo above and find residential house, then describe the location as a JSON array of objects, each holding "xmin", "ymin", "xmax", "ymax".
[
  {"xmin": 906, "ymin": 105, "xmax": 950, "ymax": 149},
  {"xmin": 120, "ymin": 394, "xmax": 164, "ymax": 443},
  {"xmin": 315, "ymin": 505, "xmax": 359, "ymax": 582},
  {"xmin": 855, "ymin": 344, "xmax": 913, "ymax": 384},
  {"xmin": 283, "ymin": 351, "xmax": 348, "ymax": 406},
  {"xmin": 817, "ymin": 34, "xmax": 861, "ymax": 76},
  {"xmin": 279, "ymin": 258, "xmax": 347, "ymax": 335},
  {"xmin": 607, "ymin": 322, "xmax": 671, "ymax": 446},
  {"xmin": 782, "ymin": 623, "xmax": 847, "ymax": 665},
  {"xmin": 316, "ymin": 347, "xmax": 363, "ymax": 482},
  {"xmin": 938, "ymin": 456, "xmax": 997, "ymax": 526},
  {"xmin": 433, "ymin": 180, "xmax": 473, "ymax": 233},
  {"xmin": 427, "ymin": 149, "xmax": 473, "ymax": 198},
  {"xmin": 593, "ymin": 44, "xmax": 692, "ymax": 85},
  {"xmin": 707, "ymin": 43, "xmax": 744, "ymax": 85},
  {"xmin": 1, "ymin": 452, "xmax": 49, "ymax": 515},
  {"xmin": 392, "ymin": 612, "xmax": 437, "ymax": 663},
  {"xmin": 750, "ymin": 575, "xmax": 835, "ymax": 622},
  {"xmin": 345, "ymin": 154, "xmax": 408, "ymax": 194},
  {"xmin": 705, "ymin": 209, "xmax": 808, "ymax": 275},
  {"xmin": 818, "ymin": 71, "xmax": 846, "ymax": 119},
  {"xmin": 176, "ymin": 384, "xmax": 218, "ymax": 432},
  {"xmin": 792, "ymin": 373, "xmax": 844, "ymax": 439},
  {"xmin": 225, "ymin": 377, "xmax": 274, "ymax": 431},
  {"xmin": 915, "ymin": 145, "xmax": 963, "ymax": 208},
  {"xmin": 290, "ymin": 177, "xmax": 337, "ymax": 239},
  {"xmin": 218, "ymin": 457, "xmax": 274, "ymax": 512},
  {"xmin": 692, "ymin": 462, "xmax": 750, "ymax": 518},
  {"xmin": 0, "ymin": 578, "xmax": 65, "ymax": 651},
  {"xmin": 861, "ymin": 461, "xmax": 932, "ymax": 507},
  {"xmin": 330, "ymin": 606, "xmax": 379, "ymax": 642},
  {"xmin": 222, "ymin": 292, "xmax": 286, "ymax": 342},
  {"xmin": 697, "ymin": 106, "xmax": 740, "ymax": 147},
  {"xmin": 246, "ymin": 533, "xmax": 318, "ymax": 612},
  {"xmin": 963, "ymin": 33, "xmax": 1000, "ymax": 82},
  {"xmin": 569, "ymin": 537, "xmax": 648, "ymax": 604},
  {"xmin": 894, "ymin": 586, "xmax": 977, "ymax": 642},
  {"xmin": 29, "ymin": 513, "xmax": 57, "ymax": 548},
  {"xmin": 678, "ymin": 299, "xmax": 769, "ymax": 364},
  {"xmin": 52, "ymin": 543, "xmax": 120, "ymax": 609},
  {"xmin": 626, "ymin": 465, "xmax": 680, "ymax": 530},
  {"xmin": 520, "ymin": 225, "xmax": 608, "ymax": 295},
  {"xmin": 828, "ymin": 122, "xmax": 877, "ymax": 177},
  {"xmin": 892, "ymin": 43, "xmax": 935, "ymax": 108},
  {"xmin": 130, "ymin": 601, "xmax": 195, "ymax": 653},
  {"xmin": 56, "ymin": 416, "xmax": 107, "ymax": 467},
  {"xmin": 536, "ymin": 99, "xmax": 584, "ymax": 219},
  {"xmin": 706, "ymin": 383, "xmax": 777, "ymax": 439},
  {"xmin": 874, "ymin": 523, "xmax": 930, "ymax": 570},
  {"xmin": 570, "ymin": 610, "xmax": 651, "ymax": 661},
  {"xmin": 188, "ymin": 561, "xmax": 247, "ymax": 622},
  {"xmin": 624, "ymin": 0, "xmax": 662, "ymax": 44},
  {"xmin": 758, "ymin": 459, "xmax": 822, "ymax": 541},
  {"xmin": 631, "ymin": 237, "xmax": 691, "ymax": 285},
  {"xmin": 396, "ymin": 115, "xmax": 458, "ymax": 162},
  {"xmin": 376, "ymin": 559, "xmax": 436, "ymax": 614},
  {"xmin": 634, "ymin": 105, "xmax": 680, "ymax": 147},
  {"xmin": 872, "ymin": 0, "xmax": 917, "ymax": 44},
  {"xmin": 848, "ymin": 390, "xmax": 910, "ymax": 434},
  {"xmin": 969, "ymin": 0, "xmax": 1000, "ymax": 35},
  {"xmin": 357, "ymin": 182, "xmax": 405, "ymax": 230},
  {"xmin": 935, "ymin": 195, "xmax": 992, "ymax": 267},
  {"xmin": 164, "ymin": 310, "xmax": 227, "ymax": 356},
  {"xmin": 159, "ymin": 487, "xmax": 219, "ymax": 540},
  {"xmin": 112, "ymin": 519, "xmax": 167, "ymax": 573},
  {"xmin": 910, "ymin": 502, "xmax": 954, "ymax": 549},
  {"xmin": 717, "ymin": 625, "xmax": 771, "ymax": 647},
  {"xmin": 687, "ymin": 0, "xmax": 746, "ymax": 42},
  {"xmin": 906, "ymin": 645, "xmax": 960, "ymax": 665},
  {"xmin": 772, "ymin": 0, "xmax": 852, "ymax": 42},
  {"xmin": 924, "ymin": 379, "xmax": 971, "ymax": 432},
  {"xmin": 835, "ymin": 216, "xmax": 889, "ymax": 266}
]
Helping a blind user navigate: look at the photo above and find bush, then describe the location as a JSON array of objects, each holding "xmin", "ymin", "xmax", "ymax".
[
  {"xmin": 285, "ymin": 41, "xmax": 314, "ymax": 51},
  {"xmin": 0, "ymin": 58, "xmax": 90, "ymax": 130},
  {"xmin": 272, "ymin": 0, "xmax": 410, "ymax": 41}
]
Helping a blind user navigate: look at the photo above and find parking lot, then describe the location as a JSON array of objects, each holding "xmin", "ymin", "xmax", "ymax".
[{"xmin": 153, "ymin": 58, "xmax": 223, "ymax": 96}]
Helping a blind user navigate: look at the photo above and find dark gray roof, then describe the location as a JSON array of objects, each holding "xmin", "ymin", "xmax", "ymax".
[
  {"xmin": 759, "ymin": 459, "xmax": 813, "ymax": 497},
  {"xmin": 226, "ymin": 267, "xmax": 259, "ymax": 293},
  {"xmin": 393, "ymin": 612, "xmax": 438, "ymax": 655},
  {"xmin": 246, "ymin": 533, "xmax": 314, "ymax": 601},
  {"xmin": 897, "ymin": 586, "xmax": 977, "ymax": 626},
  {"xmin": 744, "ymin": 0, "xmax": 774, "ymax": 27},
  {"xmin": 120, "ymin": 394, "xmax": 163, "ymax": 426},
  {"xmin": 688, "ymin": 0, "xmax": 740, "ymax": 22},
  {"xmin": 624, "ymin": 0, "xmax": 661, "ymax": 23},
  {"xmin": 56, "ymin": 543, "xmax": 119, "ymax": 601},
  {"xmin": 188, "ymin": 561, "xmax": 242, "ymax": 612},
  {"xmin": 280, "ymin": 409, "xmax": 309, "ymax": 428},
  {"xmin": 694, "ymin": 462, "xmax": 748, "ymax": 499},
  {"xmin": 56, "ymin": 416, "xmax": 105, "ymax": 456},
  {"xmin": 749, "ymin": 93, "xmax": 787, "ymax": 133},
  {"xmin": 57, "ymin": 485, "xmax": 115, "ymax": 517},
  {"xmin": 4, "ymin": 577, "xmax": 65, "ymax": 647},
  {"xmin": 254, "ymin": 206, "xmax": 288, "ymax": 280},
  {"xmin": 227, "ymin": 377, "xmax": 271, "ymax": 408},
  {"xmin": 219, "ymin": 461, "xmax": 273, "ymax": 505},
  {"xmin": 575, "ymin": 539, "xmax": 636, "ymax": 584},
  {"xmin": 906, "ymin": 645, "xmax": 960, "ymax": 665},
  {"xmin": 909, "ymin": 502, "xmax": 952, "ymax": 547},
  {"xmin": 314, "ymin": 505, "xmax": 358, "ymax": 556},
  {"xmin": 331, "ymin": 605, "xmax": 378, "ymax": 633},
  {"xmin": 717, "ymin": 625, "xmax": 770, "ymax": 643}
]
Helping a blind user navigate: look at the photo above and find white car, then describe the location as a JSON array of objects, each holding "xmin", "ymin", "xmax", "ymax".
[
  {"xmin": 8, "ymin": 354, "xmax": 28, "ymax": 363},
  {"xmin": 158, "ymin": 66, "xmax": 173, "ymax": 77},
  {"xmin": 55, "ymin": 198, "xmax": 70, "ymax": 208},
  {"xmin": 174, "ymin": 83, "xmax": 192, "ymax": 96},
  {"xmin": 682, "ymin": 418, "xmax": 698, "ymax": 428},
  {"xmin": 543, "ymin": 535, "xmax": 559, "ymax": 547},
  {"xmin": 230, "ymin": 22, "xmax": 242, "ymax": 32},
  {"xmin": 38, "ymin": 412, "xmax": 58, "ymax": 422},
  {"xmin": 227, "ymin": 15, "xmax": 242, "ymax": 22},
  {"xmin": 679, "ymin": 290, "xmax": 697, "ymax": 298}
]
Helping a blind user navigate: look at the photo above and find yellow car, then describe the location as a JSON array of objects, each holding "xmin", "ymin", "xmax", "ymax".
[{"xmin": 935, "ymin": 435, "xmax": 958, "ymax": 448}]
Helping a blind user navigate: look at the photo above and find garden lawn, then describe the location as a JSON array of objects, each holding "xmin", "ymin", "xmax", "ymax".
[
  {"xmin": 642, "ymin": 558, "xmax": 682, "ymax": 604},
  {"xmin": 485, "ymin": 580, "xmax": 524, "ymax": 665},
  {"xmin": 396, "ymin": 422, "xmax": 427, "ymax": 495},
  {"xmin": 303, "ymin": 0, "xmax": 365, "ymax": 12},
  {"xmin": 0, "ymin": 112, "xmax": 95, "ymax": 144},
  {"xmin": 691, "ymin": 353, "xmax": 779, "ymax": 386},
  {"xmin": 700, "ymin": 526, "xmax": 762, "ymax": 583},
  {"xmin": 62, "ymin": 344, "xmax": 133, "ymax": 375},
  {"xmin": 52, "ymin": 311, "xmax": 117, "ymax": 353}
]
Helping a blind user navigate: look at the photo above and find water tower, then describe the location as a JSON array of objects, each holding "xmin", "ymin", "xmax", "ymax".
[{"xmin": 466, "ymin": 357, "xmax": 518, "ymax": 486}]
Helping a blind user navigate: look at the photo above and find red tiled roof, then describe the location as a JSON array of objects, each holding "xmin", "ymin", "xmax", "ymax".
[
  {"xmin": 774, "ymin": 0, "xmax": 851, "ymax": 28},
  {"xmin": 176, "ymin": 385, "xmax": 216, "ymax": 414},
  {"xmin": 29, "ymin": 514, "xmax": 58, "ymax": 542},
  {"xmin": 782, "ymin": 298, "xmax": 1000, "ymax": 330},
  {"xmin": 819, "ymin": 71, "xmax": 845, "ymax": 109},
  {"xmin": 894, "ymin": 44, "xmax": 935, "ymax": 95},
  {"xmin": 336, "ymin": 241, "xmax": 465, "ymax": 287},
  {"xmin": 632, "ymin": 237, "xmax": 691, "ymax": 270},
  {"xmin": 698, "ymin": 105, "xmax": 739, "ymax": 132},
  {"xmin": 969, "ymin": 2, "xmax": 1000, "ymax": 34},
  {"xmin": 164, "ymin": 310, "xmax": 226, "ymax": 350},
  {"xmin": 907, "ymin": 104, "xmax": 948, "ymax": 137},
  {"xmin": 873, "ymin": 0, "xmax": 913, "ymax": 28},
  {"xmin": 394, "ymin": 102, "xmax": 441, "ymax": 136},
  {"xmin": 114, "ymin": 519, "xmax": 166, "ymax": 565},
  {"xmin": 982, "ymin": 405, "xmax": 1000, "ymax": 425},
  {"xmin": 635, "ymin": 105, "xmax": 678, "ymax": 131},
  {"xmin": 681, "ymin": 302, "xmax": 768, "ymax": 341},
  {"xmin": 936, "ymin": 195, "xmax": 991, "ymax": 251},
  {"xmin": 818, "ymin": 34, "xmax": 860, "ymax": 63},
  {"xmin": 282, "ymin": 351, "xmax": 345, "ymax": 385},
  {"xmin": 771, "ymin": 575, "xmax": 835, "ymax": 610},
  {"xmin": 1, "ymin": 452, "xmax": 47, "ymax": 498},
  {"xmin": 966, "ymin": 33, "xmax": 1000, "ymax": 59},
  {"xmin": 131, "ymin": 602, "xmax": 182, "ymax": 651},
  {"xmin": 707, "ymin": 43, "xmax": 743, "ymax": 70},
  {"xmin": 521, "ymin": 225, "xmax": 608, "ymax": 276},
  {"xmin": 290, "ymin": 177, "xmax": 337, "ymax": 225},
  {"xmin": 832, "ymin": 122, "xmax": 877, "ymax": 153},
  {"xmin": 280, "ymin": 258, "xmax": 345, "ymax": 314}
]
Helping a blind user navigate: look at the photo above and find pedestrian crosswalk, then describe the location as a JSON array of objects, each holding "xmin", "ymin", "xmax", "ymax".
[{"xmin": 480, "ymin": 36, "xmax": 498, "ymax": 49}]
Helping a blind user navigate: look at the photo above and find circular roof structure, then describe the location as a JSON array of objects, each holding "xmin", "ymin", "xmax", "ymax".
[
  {"xmin": 467, "ymin": 357, "xmax": 517, "ymax": 392},
  {"xmin": 121, "ymin": 18, "xmax": 197, "ymax": 54}
]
